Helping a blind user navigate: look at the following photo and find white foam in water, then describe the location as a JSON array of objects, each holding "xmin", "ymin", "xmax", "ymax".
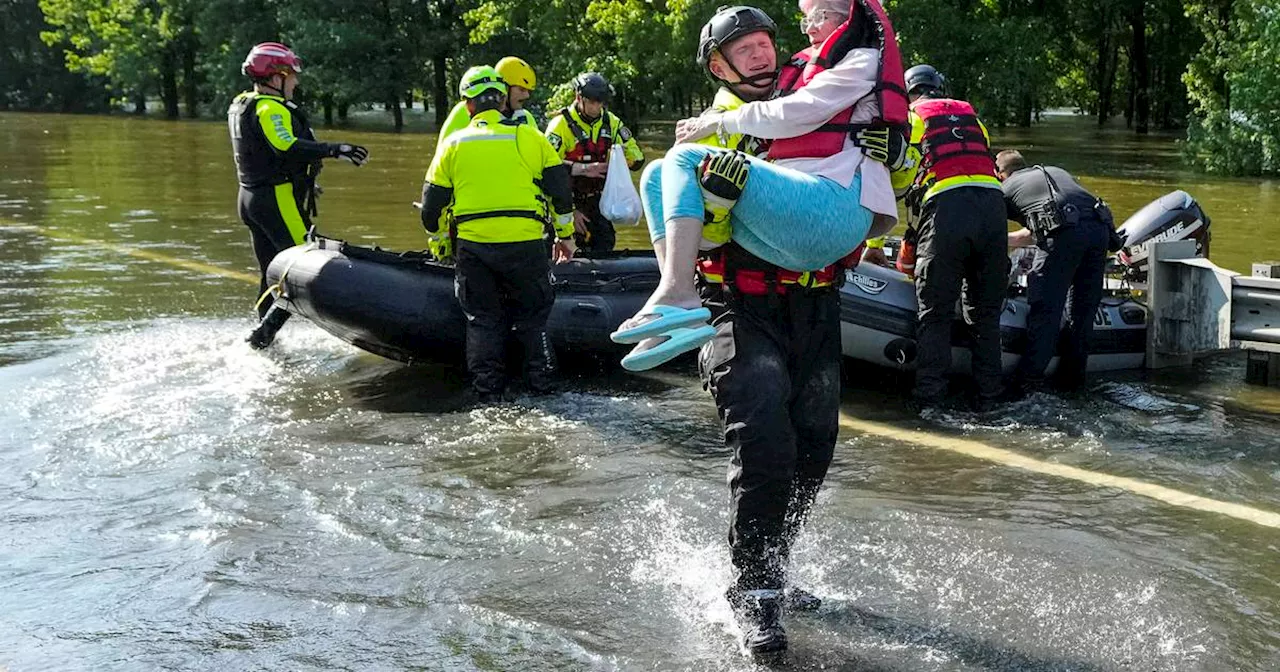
[
  {"xmin": 4, "ymin": 317, "xmax": 361, "ymax": 473},
  {"xmin": 628, "ymin": 491, "xmax": 749, "ymax": 667},
  {"xmin": 792, "ymin": 505, "xmax": 1212, "ymax": 669},
  {"xmin": 622, "ymin": 457, "xmax": 1212, "ymax": 669}
]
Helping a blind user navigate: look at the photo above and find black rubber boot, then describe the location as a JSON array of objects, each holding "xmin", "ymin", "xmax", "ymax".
[
  {"xmin": 475, "ymin": 391, "xmax": 505, "ymax": 406},
  {"xmin": 246, "ymin": 304, "xmax": 290, "ymax": 350},
  {"xmin": 727, "ymin": 588, "xmax": 787, "ymax": 657},
  {"xmin": 784, "ymin": 586, "xmax": 822, "ymax": 612},
  {"xmin": 516, "ymin": 328, "xmax": 558, "ymax": 395}
]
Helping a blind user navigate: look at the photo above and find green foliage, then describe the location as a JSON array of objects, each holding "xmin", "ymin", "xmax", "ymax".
[
  {"xmin": 0, "ymin": 0, "xmax": 110, "ymax": 111},
  {"xmin": 3, "ymin": 0, "xmax": 1278, "ymax": 175},
  {"xmin": 1184, "ymin": 0, "xmax": 1280, "ymax": 175},
  {"xmin": 38, "ymin": 0, "xmax": 162, "ymax": 107}
]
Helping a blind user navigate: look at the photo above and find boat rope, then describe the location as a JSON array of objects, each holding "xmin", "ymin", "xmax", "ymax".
[{"xmin": 254, "ymin": 241, "xmax": 318, "ymax": 312}]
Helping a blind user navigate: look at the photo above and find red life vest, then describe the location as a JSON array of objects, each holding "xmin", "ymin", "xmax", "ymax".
[
  {"xmin": 768, "ymin": 0, "xmax": 908, "ymax": 161},
  {"xmin": 559, "ymin": 107, "xmax": 618, "ymax": 196},
  {"xmin": 560, "ymin": 107, "xmax": 615, "ymax": 163},
  {"xmin": 911, "ymin": 98, "xmax": 998, "ymax": 183}
]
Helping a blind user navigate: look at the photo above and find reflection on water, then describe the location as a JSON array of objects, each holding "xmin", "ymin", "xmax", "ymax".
[{"xmin": 1, "ymin": 111, "xmax": 1280, "ymax": 670}]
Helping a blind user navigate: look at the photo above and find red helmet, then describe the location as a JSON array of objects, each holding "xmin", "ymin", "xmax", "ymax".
[{"xmin": 242, "ymin": 42, "xmax": 302, "ymax": 80}]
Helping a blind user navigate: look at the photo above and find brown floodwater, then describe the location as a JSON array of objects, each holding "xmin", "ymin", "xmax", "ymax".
[{"xmin": 2, "ymin": 111, "xmax": 1279, "ymax": 671}]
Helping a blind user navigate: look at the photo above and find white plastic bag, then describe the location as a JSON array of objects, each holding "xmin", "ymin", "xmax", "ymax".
[{"xmin": 599, "ymin": 145, "xmax": 642, "ymax": 226}]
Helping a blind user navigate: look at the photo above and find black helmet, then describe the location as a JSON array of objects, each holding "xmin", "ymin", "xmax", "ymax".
[
  {"xmin": 573, "ymin": 72, "xmax": 612, "ymax": 102},
  {"xmin": 697, "ymin": 5, "xmax": 777, "ymax": 70},
  {"xmin": 905, "ymin": 64, "xmax": 946, "ymax": 97}
]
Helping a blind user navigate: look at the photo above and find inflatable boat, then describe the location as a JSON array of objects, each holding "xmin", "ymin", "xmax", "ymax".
[
  {"xmin": 841, "ymin": 189, "xmax": 1210, "ymax": 374},
  {"xmin": 266, "ymin": 190, "xmax": 1210, "ymax": 372},
  {"xmin": 266, "ymin": 242, "xmax": 658, "ymax": 363}
]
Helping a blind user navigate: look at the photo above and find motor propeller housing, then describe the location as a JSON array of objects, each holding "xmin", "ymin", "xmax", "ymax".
[{"xmin": 1114, "ymin": 190, "xmax": 1212, "ymax": 283}]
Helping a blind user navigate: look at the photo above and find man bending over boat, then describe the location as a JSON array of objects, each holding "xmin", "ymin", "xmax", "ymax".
[
  {"xmin": 617, "ymin": 0, "xmax": 906, "ymax": 657},
  {"xmin": 419, "ymin": 66, "xmax": 576, "ymax": 403}
]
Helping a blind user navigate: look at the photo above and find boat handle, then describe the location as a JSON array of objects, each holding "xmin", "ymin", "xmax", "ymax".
[{"xmin": 571, "ymin": 302, "xmax": 603, "ymax": 314}]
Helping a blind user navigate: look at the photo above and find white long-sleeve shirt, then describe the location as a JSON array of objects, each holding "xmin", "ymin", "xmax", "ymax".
[{"xmin": 721, "ymin": 47, "xmax": 898, "ymax": 233}]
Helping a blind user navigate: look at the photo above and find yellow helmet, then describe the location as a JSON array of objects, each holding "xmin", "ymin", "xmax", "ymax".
[{"xmin": 495, "ymin": 56, "xmax": 537, "ymax": 90}]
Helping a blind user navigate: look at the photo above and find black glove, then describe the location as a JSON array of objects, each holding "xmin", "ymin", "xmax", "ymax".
[
  {"xmin": 1108, "ymin": 227, "xmax": 1126, "ymax": 253},
  {"xmin": 853, "ymin": 126, "xmax": 908, "ymax": 171},
  {"xmin": 330, "ymin": 143, "xmax": 369, "ymax": 166},
  {"xmin": 699, "ymin": 150, "xmax": 750, "ymax": 202},
  {"xmin": 698, "ymin": 151, "xmax": 750, "ymax": 246}
]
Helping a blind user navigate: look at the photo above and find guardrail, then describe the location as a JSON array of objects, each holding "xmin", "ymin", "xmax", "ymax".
[{"xmin": 1147, "ymin": 241, "xmax": 1280, "ymax": 386}]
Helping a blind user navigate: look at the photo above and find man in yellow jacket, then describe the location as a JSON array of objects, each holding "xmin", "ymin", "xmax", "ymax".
[
  {"xmin": 544, "ymin": 72, "xmax": 645, "ymax": 253},
  {"xmin": 435, "ymin": 56, "xmax": 540, "ymax": 150},
  {"xmin": 420, "ymin": 66, "xmax": 576, "ymax": 402}
]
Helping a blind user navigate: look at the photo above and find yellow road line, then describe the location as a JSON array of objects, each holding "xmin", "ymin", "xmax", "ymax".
[
  {"xmin": 8, "ymin": 220, "xmax": 1278, "ymax": 529},
  {"xmin": 840, "ymin": 412, "xmax": 1280, "ymax": 530},
  {"xmin": 1, "ymin": 223, "xmax": 259, "ymax": 284}
]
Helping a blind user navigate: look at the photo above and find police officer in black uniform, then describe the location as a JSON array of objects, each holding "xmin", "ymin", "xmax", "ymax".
[
  {"xmin": 997, "ymin": 149, "xmax": 1115, "ymax": 394},
  {"xmin": 229, "ymin": 42, "xmax": 368, "ymax": 348}
]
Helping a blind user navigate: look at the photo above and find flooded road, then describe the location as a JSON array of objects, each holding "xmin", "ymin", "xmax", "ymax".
[{"xmin": 2, "ymin": 111, "xmax": 1280, "ymax": 671}]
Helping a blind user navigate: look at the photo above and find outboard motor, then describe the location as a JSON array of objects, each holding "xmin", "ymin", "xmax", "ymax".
[{"xmin": 1114, "ymin": 190, "xmax": 1211, "ymax": 283}]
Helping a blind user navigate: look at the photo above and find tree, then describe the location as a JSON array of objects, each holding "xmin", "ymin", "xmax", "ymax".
[
  {"xmin": 1184, "ymin": 0, "xmax": 1280, "ymax": 174},
  {"xmin": 38, "ymin": 0, "xmax": 199, "ymax": 117},
  {"xmin": 0, "ymin": 0, "xmax": 110, "ymax": 111}
]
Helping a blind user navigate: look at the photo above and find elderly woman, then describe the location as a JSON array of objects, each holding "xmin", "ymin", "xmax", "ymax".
[{"xmin": 612, "ymin": 0, "xmax": 902, "ymax": 373}]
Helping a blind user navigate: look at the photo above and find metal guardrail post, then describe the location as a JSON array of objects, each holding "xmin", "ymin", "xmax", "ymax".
[
  {"xmin": 1146, "ymin": 240, "xmax": 1237, "ymax": 369},
  {"xmin": 1143, "ymin": 245, "xmax": 1280, "ymax": 384},
  {"xmin": 1237, "ymin": 262, "xmax": 1280, "ymax": 387}
]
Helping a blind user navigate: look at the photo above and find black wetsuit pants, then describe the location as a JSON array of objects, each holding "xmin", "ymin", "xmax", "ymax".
[
  {"xmin": 238, "ymin": 185, "xmax": 308, "ymax": 318},
  {"xmin": 699, "ymin": 283, "xmax": 842, "ymax": 592},
  {"xmin": 1017, "ymin": 217, "xmax": 1112, "ymax": 390},
  {"xmin": 913, "ymin": 187, "xmax": 1009, "ymax": 403},
  {"xmin": 454, "ymin": 239, "xmax": 556, "ymax": 396},
  {"xmin": 573, "ymin": 193, "xmax": 616, "ymax": 254}
]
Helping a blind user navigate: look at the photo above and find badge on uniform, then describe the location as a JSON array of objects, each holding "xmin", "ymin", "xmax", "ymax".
[
  {"xmin": 548, "ymin": 133, "xmax": 563, "ymax": 151},
  {"xmin": 619, "ymin": 126, "xmax": 632, "ymax": 142}
]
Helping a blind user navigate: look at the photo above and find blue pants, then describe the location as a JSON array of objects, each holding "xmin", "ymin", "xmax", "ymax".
[
  {"xmin": 1017, "ymin": 218, "xmax": 1112, "ymax": 389},
  {"xmin": 641, "ymin": 144, "xmax": 871, "ymax": 272}
]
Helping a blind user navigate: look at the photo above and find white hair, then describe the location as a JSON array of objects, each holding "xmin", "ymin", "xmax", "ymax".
[{"xmin": 814, "ymin": 0, "xmax": 849, "ymax": 16}]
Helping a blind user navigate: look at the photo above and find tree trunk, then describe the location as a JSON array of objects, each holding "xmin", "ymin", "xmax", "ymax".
[
  {"xmin": 160, "ymin": 45, "xmax": 180, "ymax": 119},
  {"xmin": 1018, "ymin": 92, "xmax": 1033, "ymax": 127},
  {"xmin": 1099, "ymin": 38, "xmax": 1120, "ymax": 128},
  {"xmin": 181, "ymin": 32, "xmax": 198, "ymax": 118},
  {"xmin": 1094, "ymin": 32, "xmax": 1110, "ymax": 127},
  {"xmin": 323, "ymin": 94, "xmax": 334, "ymax": 125},
  {"xmin": 1125, "ymin": 56, "xmax": 1135, "ymax": 128},
  {"xmin": 1130, "ymin": 0, "xmax": 1150, "ymax": 134},
  {"xmin": 433, "ymin": 52, "xmax": 449, "ymax": 128},
  {"xmin": 390, "ymin": 96, "xmax": 403, "ymax": 131},
  {"xmin": 133, "ymin": 90, "xmax": 146, "ymax": 115},
  {"xmin": 338, "ymin": 102, "xmax": 349, "ymax": 122},
  {"xmin": 405, "ymin": 91, "xmax": 414, "ymax": 110}
]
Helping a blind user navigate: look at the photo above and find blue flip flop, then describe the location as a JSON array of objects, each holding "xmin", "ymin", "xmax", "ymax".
[
  {"xmin": 620, "ymin": 325, "xmax": 717, "ymax": 372},
  {"xmin": 611, "ymin": 304, "xmax": 712, "ymax": 344}
]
